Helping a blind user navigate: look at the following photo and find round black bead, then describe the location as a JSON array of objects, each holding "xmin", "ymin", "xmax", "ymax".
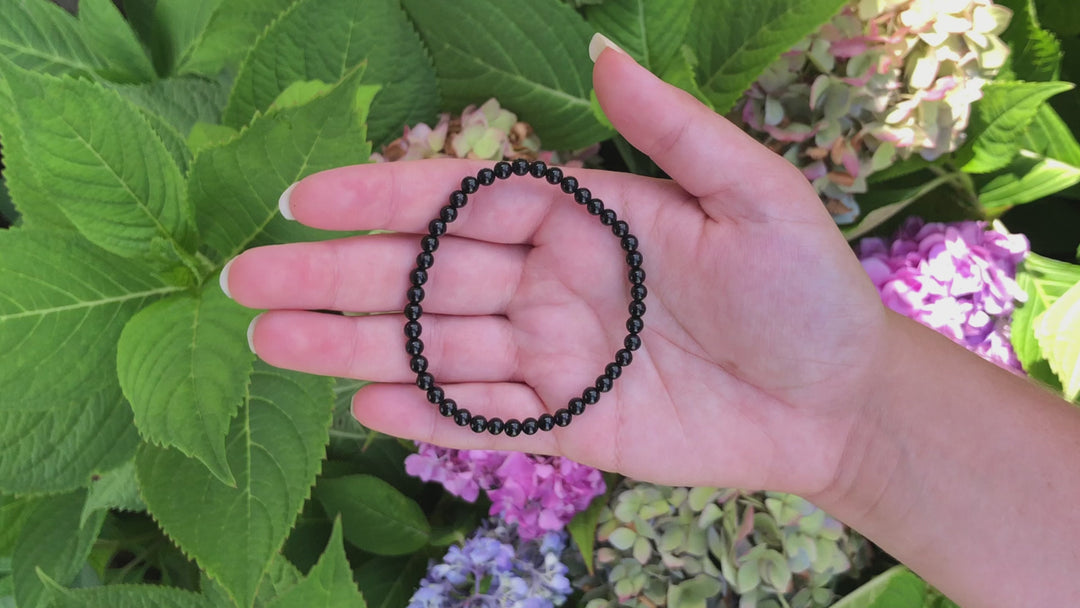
[
  {"xmin": 511, "ymin": 158, "xmax": 530, "ymax": 175},
  {"xmin": 537, "ymin": 414, "xmax": 555, "ymax": 431},
  {"xmin": 404, "ymin": 321, "xmax": 422, "ymax": 339},
  {"xmin": 439, "ymin": 398, "xmax": 457, "ymax": 417},
  {"xmin": 560, "ymin": 176, "xmax": 578, "ymax": 193},
  {"xmin": 416, "ymin": 372, "xmax": 435, "ymax": 390},
  {"xmin": 461, "ymin": 176, "xmax": 479, "ymax": 194},
  {"xmin": 494, "ymin": 161, "xmax": 513, "ymax": 179},
  {"xmin": 545, "ymin": 167, "xmax": 563, "ymax": 184},
  {"xmin": 469, "ymin": 415, "xmax": 487, "ymax": 433},
  {"xmin": 629, "ymin": 300, "xmax": 646, "ymax": 317},
  {"xmin": 454, "ymin": 408, "xmax": 472, "ymax": 426},
  {"xmin": 449, "ymin": 190, "xmax": 467, "ymax": 208},
  {"xmin": 428, "ymin": 219, "xmax": 447, "ymax": 237},
  {"xmin": 612, "ymin": 220, "xmax": 629, "ymax": 237},
  {"xmin": 486, "ymin": 417, "xmax": 504, "ymax": 435},
  {"xmin": 477, "ymin": 168, "xmax": 495, "ymax": 186},
  {"xmin": 522, "ymin": 417, "xmax": 539, "ymax": 435},
  {"xmin": 627, "ymin": 316, "xmax": 644, "ymax": 334},
  {"xmin": 622, "ymin": 235, "xmax": 639, "ymax": 252},
  {"xmin": 630, "ymin": 284, "xmax": 647, "ymax": 301},
  {"xmin": 410, "ymin": 268, "xmax": 428, "ymax": 286},
  {"xmin": 416, "ymin": 252, "xmax": 434, "ymax": 269},
  {"xmin": 440, "ymin": 206, "xmax": 458, "ymax": 223},
  {"xmin": 629, "ymin": 267, "xmax": 646, "ymax": 285},
  {"xmin": 574, "ymin": 188, "xmax": 591, "ymax": 204},
  {"xmin": 421, "ymin": 236, "xmax": 439, "ymax": 253},
  {"xmin": 554, "ymin": 409, "xmax": 572, "ymax": 427},
  {"xmin": 600, "ymin": 209, "xmax": 617, "ymax": 226},
  {"xmin": 404, "ymin": 303, "xmax": 423, "ymax": 320},
  {"xmin": 529, "ymin": 160, "xmax": 547, "ymax": 177},
  {"xmin": 407, "ymin": 286, "xmax": 424, "ymax": 304},
  {"xmin": 615, "ymin": 348, "xmax": 633, "ymax": 366},
  {"xmin": 582, "ymin": 387, "xmax": 600, "ymax": 405},
  {"xmin": 405, "ymin": 338, "xmax": 424, "ymax": 355},
  {"xmin": 624, "ymin": 334, "xmax": 642, "ymax": 351},
  {"xmin": 568, "ymin": 398, "xmax": 586, "ymax": 415},
  {"xmin": 626, "ymin": 251, "xmax": 643, "ymax": 268},
  {"xmin": 595, "ymin": 375, "xmax": 613, "ymax": 393},
  {"xmin": 605, "ymin": 362, "xmax": 622, "ymax": 379},
  {"xmin": 427, "ymin": 386, "xmax": 445, "ymax": 404},
  {"xmin": 504, "ymin": 419, "xmax": 522, "ymax": 437},
  {"xmin": 586, "ymin": 199, "xmax": 604, "ymax": 215},
  {"xmin": 410, "ymin": 355, "xmax": 428, "ymax": 373}
]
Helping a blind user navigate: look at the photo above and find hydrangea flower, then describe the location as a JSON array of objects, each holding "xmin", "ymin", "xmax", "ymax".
[
  {"xmin": 405, "ymin": 444, "xmax": 606, "ymax": 539},
  {"xmin": 857, "ymin": 217, "xmax": 1029, "ymax": 369},
  {"xmin": 408, "ymin": 522, "xmax": 572, "ymax": 608}
]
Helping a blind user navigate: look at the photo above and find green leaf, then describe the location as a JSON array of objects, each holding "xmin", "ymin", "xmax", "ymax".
[
  {"xmin": 0, "ymin": 230, "xmax": 178, "ymax": 412},
  {"xmin": 1035, "ymin": 0, "xmax": 1080, "ymax": 37},
  {"xmin": 224, "ymin": 0, "xmax": 437, "ymax": 145},
  {"xmin": 81, "ymin": 461, "xmax": 147, "ymax": 526},
  {"xmin": 961, "ymin": 81, "xmax": 1074, "ymax": 174},
  {"xmin": 686, "ymin": 0, "xmax": 847, "ymax": 113},
  {"xmin": 585, "ymin": 0, "xmax": 695, "ymax": 75},
  {"xmin": 269, "ymin": 79, "xmax": 334, "ymax": 112},
  {"xmin": 842, "ymin": 174, "xmax": 953, "ymax": 241},
  {"xmin": 997, "ymin": 0, "xmax": 1061, "ymax": 82},
  {"xmin": 41, "ymin": 577, "xmax": 214, "ymax": 608},
  {"xmin": 1023, "ymin": 104, "xmax": 1080, "ymax": 167},
  {"xmin": 403, "ymin": 0, "xmax": 611, "ymax": 150},
  {"xmin": 77, "ymin": 0, "xmax": 156, "ymax": 83},
  {"xmin": 117, "ymin": 283, "xmax": 257, "ymax": 485},
  {"xmin": 137, "ymin": 363, "xmax": 332, "ymax": 608},
  {"xmin": 125, "ymin": 0, "xmax": 223, "ymax": 77},
  {"xmin": 178, "ymin": 0, "xmax": 298, "ymax": 77},
  {"xmin": 1036, "ymin": 279, "xmax": 1080, "ymax": 400},
  {"xmin": 110, "ymin": 75, "xmax": 231, "ymax": 138},
  {"xmin": 831, "ymin": 566, "xmax": 926, "ymax": 608},
  {"xmin": 267, "ymin": 520, "xmax": 366, "ymax": 608},
  {"xmin": 314, "ymin": 474, "xmax": 430, "ymax": 556},
  {"xmin": 567, "ymin": 489, "xmax": 609, "ymax": 575},
  {"xmin": 667, "ymin": 575, "xmax": 724, "ymax": 608},
  {"xmin": 0, "ymin": 0, "xmax": 101, "ymax": 76},
  {"xmin": 187, "ymin": 123, "xmax": 239, "ymax": 155},
  {"xmin": 352, "ymin": 554, "xmax": 428, "ymax": 608},
  {"xmin": 976, "ymin": 150, "xmax": 1080, "ymax": 208},
  {"xmin": 13, "ymin": 491, "xmax": 105, "ymax": 608},
  {"xmin": 201, "ymin": 556, "xmax": 305, "ymax": 608},
  {"xmin": 0, "ymin": 382, "xmax": 138, "ymax": 494},
  {"xmin": 1013, "ymin": 253, "xmax": 1080, "ymax": 370},
  {"xmin": 659, "ymin": 46, "xmax": 715, "ymax": 110},
  {"xmin": 0, "ymin": 179, "xmax": 18, "ymax": 228},
  {"xmin": 192, "ymin": 66, "xmax": 374, "ymax": 262},
  {"xmin": 0, "ymin": 61, "xmax": 196, "ymax": 262},
  {"xmin": 0, "ymin": 495, "xmax": 40, "ymax": 557}
]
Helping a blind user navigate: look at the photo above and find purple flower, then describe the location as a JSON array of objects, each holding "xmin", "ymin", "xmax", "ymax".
[{"xmin": 858, "ymin": 217, "xmax": 1028, "ymax": 369}]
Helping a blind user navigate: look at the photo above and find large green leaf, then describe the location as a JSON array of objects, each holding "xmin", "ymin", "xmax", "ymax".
[
  {"xmin": 314, "ymin": 474, "xmax": 430, "ymax": 556},
  {"xmin": 137, "ymin": 363, "xmax": 333, "ymax": 608},
  {"xmin": 352, "ymin": 554, "xmax": 428, "ymax": 608},
  {"xmin": 0, "ymin": 0, "xmax": 101, "ymax": 76},
  {"xmin": 403, "ymin": 0, "xmax": 611, "ymax": 150},
  {"xmin": 687, "ymin": 0, "xmax": 847, "ymax": 113},
  {"xmin": 192, "ymin": 67, "xmax": 375, "ymax": 262},
  {"xmin": 179, "ymin": 0, "xmax": 300, "ymax": 77},
  {"xmin": 224, "ymin": 0, "xmax": 437, "ymax": 145},
  {"xmin": 124, "ymin": 0, "xmax": 223, "ymax": 77},
  {"xmin": 0, "ymin": 230, "xmax": 178, "ymax": 412},
  {"xmin": 976, "ymin": 150, "xmax": 1080, "ymax": 208},
  {"xmin": 997, "ymin": 0, "xmax": 1061, "ymax": 82},
  {"xmin": 584, "ymin": 0, "xmax": 695, "ymax": 75},
  {"xmin": 0, "ymin": 382, "xmax": 138, "ymax": 495},
  {"xmin": 117, "ymin": 283, "xmax": 257, "ymax": 486},
  {"xmin": 1036, "ymin": 0, "xmax": 1080, "ymax": 37},
  {"xmin": 1036, "ymin": 279, "xmax": 1080, "ymax": 400},
  {"xmin": 0, "ymin": 495, "xmax": 40, "ymax": 557},
  {"xmin": 77, "ymin": 0, "xmax": 157, "ymax": 83},
  {"xmin": 961, "ymin": 81, "xmax": 1074, "ymax": 174},
  {"xmin": 0, "ymin": 61, "xmax": 196, "ymax": 262},
  {"xmin": 1024, "ymin": 104, "xmax": 1080, "ymax": 167},
  {"xmin": 267, "ymin": 520, "xmax": 366, "ymax": 608},
  {"xmin": 41, "ymin": 578, "xmax": 214, "ymax": 608},
  {"xmin": 81, "ymin": 460, "xmax": 147, "ymax": 526},
  {"xmin": 1012, "ymin": 253, "xmax": 1080, "ymax": 374},
  {"xmin": 110, "ymin": 75, "xmax": 231, "ymax": 138},
  {"xmin": 831, "ymin": 566, "xmax": 926, "ymax": 608}
]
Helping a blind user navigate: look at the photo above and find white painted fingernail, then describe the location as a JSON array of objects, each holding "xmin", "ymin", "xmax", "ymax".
[
  {"xmin": 279, "ymin": 182, "xmax": 298, "ymax": 221},
  {"xmin": 589, "ymin": 33, "xmax": 626, "ymax": 63},
  {"xmin": 219, "ymin": 258, "xmax": 235, "ymax": 299},
  {"xmin": 247, "ymin": 314, "xmax": 260, "ymax": 354}
]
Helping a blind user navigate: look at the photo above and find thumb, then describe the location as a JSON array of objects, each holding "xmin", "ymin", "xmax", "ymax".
[{"xmin": 590, "ymin": 35, "xmax": 822, "ymax": 222}]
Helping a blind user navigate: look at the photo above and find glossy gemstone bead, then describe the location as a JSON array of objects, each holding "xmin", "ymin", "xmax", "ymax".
[
  {"xmin": 586, "ymin": 199, "xmax": 604, "ymax": 215},
  {"xmin": 421, "ymin": 236, "xmax": 439, "ymax": 253},
  {"xmin": 404, "ymin": 303, "xmax": 422, "ymax": 320},
  {"xmin": 449, "ymin": 190, "xmax": 467, "ymax": 208},
  {"xmin": 622, "ymin": 235, "xmax": 639, "ymax": 252},
  {"xmin": 439, "ymin": 398, "xmax": 457, "ymax": 417},
  {"xmin": 477, "ymin": 168, "xmax": 495, "ymax": 185},
  {"xmin": 494, "ymin": 161, "xmax": 512, "ymax": 179},
  {"xmin": 407, "ymin": 286, "xmax": 424, "ymax": 304},
  {"xmin": 600, "ymin": 209, "xmax": 617, "ymax": 226},
  {"xmin": 416, "ymin": 372, "xmax": 435, "ymax": 390},
  {"xmin": 461, "ymin": 176, "xmax": 479, "ymax": 194},
  {"xmin": 504, "ymin": 419, "xmax": 522, "ymax": 437},
  {"xmin": 629, "ymin": 300, "xmax": 646, "ymax": 317},
  {"xmin": 626, "ymin": 316, "xmax": 644, "ymax": 334},
  {"xmin": 522, "ymin": 417, "xmax": 539, "ymax": 435},
  {"xmin": 615, "ymin": 348, "xmax": 633, "ymax": 366},
  {"xmin": 595, "ymin": 375, "xmax": 613, "ymax": 392},
  {"xmin": 568, "ymin": 398, "xmax": 586, "ymax": 415},
  {"xmin": 626, "ymin": 251, "xmax": 643, "ymax": 267},
  {"xmin": 511, "ymin": 158, "xmax": 530, "ymax": 175},
  {"xmin": 630, "ymin": 284, "xmax": 647, "ymax": 301},
  {"xmin": 560, "ymin": 176, "xmax": 578, "ymax": 193},
  {"xmin": 405, "ymin": 339, "xmax": 424, "ymax": 355},
  {"xmin": 612, "ymin": 220, "xmax": 629, "ymax": 237},
  {"xmin": 454, "ymin": 408, "xmax": 472, "ymax": 426},
  {"xmin": 470, "ymin": 415, "xmax": 487, "ymax": 433},
  {"xmin": 629, "ymin": 267, "xmax": 646, "ymax": 285},
  {"xmin": 428, "ymin": 219, "xmax": 447, "ymax": 236},
  {"xmin": 624, "ymin": 334, "xmax": 642, "ymax": 351},
  {"xmin": 554, "ymin": 409, "xmax": 572, "ymax": 426},
  {"xmin": 529, "ymin": 160, "xmax": 547, "ymax": 177},
  {"xmin": 486, "ymin": 417, "xmax": 504, "ymax": 435},
  {"xmin": 440, "ymin": 206, "xmax": 457, "ymax": 222},
  {"xmin": 410, "ymin": 355, "xmax": 428, "ymax": 373},
  {"xmin": 545, "ymin": 167, "xmax": 563, "ymax": 184},
  {"xmin": 416, "ymin": 252, "xmax": 434, "ymax": 269},
  {"xmin": 582, "ymin": 387, "xmax": 600, "ymax": 404},
  {"xmin": 574, "ymin": 188, "xmax": 591, "ymax": 204},
  {"xmin": 427, "ymin": 386, "xmax": 445, "ymax": 404},
  {"xmin": 404, "ymin": 321, "xmax": 422, "ymax": 339},
  {"xmin": 410, "ymin": 269, "xmax": 428, "ymax": 286},
  {"xmin": 605, "ymin": 362, "xmax": 622, "ymax": 379},
  {"xmin": 537, "ymin": 414, "xmax": 555, "ymax": 431}
]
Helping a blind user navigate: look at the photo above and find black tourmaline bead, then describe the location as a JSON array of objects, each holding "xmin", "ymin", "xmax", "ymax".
[
  {"xmin": 605, "ymin": 362, "xmax": 622, "ymax": 379},
  {"xmin": 629, "ymin": 300, "xmax": 646, "ymax": 317},
  {"xmin": 449, "ymin": 190, "xmax": 467, "ymax": 208},
  {"xmin": 416, "ymin": 372, "xmax": 435, "ymax": 390},
  {"xmin": 477, "ymin": 168, "xmax": 495, "ymax": 185},
  {"xmin": 600, "ymin": 209, "xmax": 617, "ymax": 226},
  {"xmin": 410, "ymin": 355, "xmax": 428, "ymax": 373},
  {"xmin": 504, "ymin": 418, "xmax": 522, "ymax": 437},
  {"xmin": 612, "ymin": 220, "xmax": 629, "ymax": 237},
  {"xmin": 545, "ymin": 167, "xmax": 563, "ymax": 184},
  {"xmin": 627, "ymin": 316, "xmax": 644, "ymax": 334},
  {"xmin": 486, "ymin": 417, "xmax": 504, "ymax": 435},
  {"xmin": 421, "ymin": 236, "xmax": 439, "ymax": 253},
  {"xmin": 568, "ymin": 398, "xmax": 586, "ymax": 415},
  {"xmin": 440, "ymin": 206, "xmax": 457, "ymax": 223},
  {"xmin": 522, "ymin": 417, "xmax": 539, "ymax": 435},
  {"xmin": 427, "ymin": 386, "xmax": 445, "ymax": 404},
  {"xmin": 586, "ymin": 199, "xmax": 604, "ymax": 215},
  {"xmin": 529, "ymin": 160, "xmax": 547, "ymax": 177},
  {"xmin": 631, "ymin": 284, "xmax": 647, "ymax": 301},
  {"xmin": 454, "ymin": 408, "xmax": 472, "ymax": 426},
  {"xmin": 574, "ymin": 188, "xmax": 591, "ymax": 204},
  {"xmin": 417, "ymin": 252, "xmax": 434, "ymax": 269},
  {"xmin": 407, "ymin": 286, "xmax": 424, "ymax": 304},
  {"xmin": 494, "ymin": 161, "xmax": 513, "ymax": 179},
  {"xmin": 410, "ymin": 268, "xmax": 428, "ymax": 286},
  {"xmin": 615, "ymin": 348, "xmax": 633, "ymax": 366},
  {"xmin": 511, "ymin": 158, "xmax": 530, "ymax": 175},
  {"xmin": 629, "ymin": 267, "xmax": 646, "ymax": 285},
  {"xmin": 582, "ymin": 387, "xmax": 600, "ymax": 404},
  {"xmin": 624, "ymin": 334, "xmax": 642, "ymax": 351},
  {"xmin": 595, "ymin": 375, "xmax": 613, "ymax": 393},
  {"xmin": 461, "ymin": 176, "xmax": 479, "ymax": 194},
  {"xmin": 554, "ymin": 409, "xmax": 572, "ymax": 427},
  {"xmin": 429, "ymin": 219, "xmax": 447, "ymax": 236},
  {"xmin": 405, "ymin": 339, "xmax": 424, "ymax": 355},
  {"xmin": 537, "ymin": 414, "xmax": 555, "ymax": 431},
  {"xmin": 404, "ymin": 303, "xmax": 423, "ymax": 320},
  {"xmin": 560, "ymin": 176, "xmax": 578, "ymax": 194},
  {"xmin": 626, "ymin": 251, "xmax": 643, "ymax": 268},
  {"xmin": 470, "ymin": 415, "xmax": 487, "ymax": 433},
  {"xmin": 622, "ymin": 235, "xmax": 639, "ymax": 252},
  {"xmin": 404, "ymin": 321, "xmax": 422, "ymax": 339},
  {"xmin": 439, "ymin": 399, "xmax": 457, "ymax": 417}
]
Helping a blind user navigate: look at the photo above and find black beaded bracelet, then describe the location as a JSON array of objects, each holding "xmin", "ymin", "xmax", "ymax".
[{"xmin": 405, "ymin": 160, "xmax": 646, "ymax": 436}]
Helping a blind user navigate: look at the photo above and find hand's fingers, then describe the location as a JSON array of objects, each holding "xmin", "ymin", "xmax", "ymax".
[
  {"xmin": 592, "ymin": 46, "xmax": 824, "ymax": 223},
  {"xmin": 225, "ymin": 234, "xmax": 526, "ymax": 315},
  {"xmin": 250, "ymin": 310, "xmax": 521, "ymax": 383}
]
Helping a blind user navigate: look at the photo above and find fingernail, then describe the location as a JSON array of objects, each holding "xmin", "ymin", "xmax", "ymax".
[
  {"xmin": 247, "ymin": 314, "xmax": 260, "ymax": 354},
  {"xmin": 219, "ymin": 258, "xmax": 235, "ymax": 299},
  {"xmin": 589, "ymin": 33, "xmax": 626, "ymax": 63},
  {"xmin": 279, "ymin": 182, "xmax": 298, "ymax": 221}
]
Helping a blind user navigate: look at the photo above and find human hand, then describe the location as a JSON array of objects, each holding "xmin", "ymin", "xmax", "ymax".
[{"xmin": 222, "ymin": 43, "xmax": 891, "ymax": 496}]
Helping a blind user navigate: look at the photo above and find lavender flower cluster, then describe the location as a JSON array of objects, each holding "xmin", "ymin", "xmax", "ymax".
[
  {"xmin": 405, "ymin": 443, "xmax": 606, "ymax": 540},
  {"xmin": 858, "ymin": 217, "xmax": 1029, "ymax": 368}
]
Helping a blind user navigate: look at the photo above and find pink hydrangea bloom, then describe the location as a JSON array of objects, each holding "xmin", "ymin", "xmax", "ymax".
[{"xmin": 857, "ymin": 217, "xmax": 1029, "ymax": 369}]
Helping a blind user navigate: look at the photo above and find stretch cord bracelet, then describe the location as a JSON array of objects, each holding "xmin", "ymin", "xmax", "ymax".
[{"xmin": 404, "ymin": 159, "xmax": 646, "ymax": 437}]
